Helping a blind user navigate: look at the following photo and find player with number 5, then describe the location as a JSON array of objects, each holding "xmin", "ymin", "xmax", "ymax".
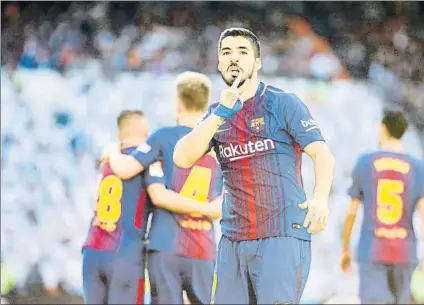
[{"xmin": 341, "ymin": 110, "xmax": 424, "ymax": 304}]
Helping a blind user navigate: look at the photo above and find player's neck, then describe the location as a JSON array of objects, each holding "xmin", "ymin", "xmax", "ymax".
[
  {"xmin": 239, "ymin": 76, "xmax": 260, "ymax": 103},
  {"xmin": 177, "ymin": 113, "xmax": 202, "ymax": 128},
  {"xmin": 379, "ymin": 139, "xmax": 405, "ymax": 153}
]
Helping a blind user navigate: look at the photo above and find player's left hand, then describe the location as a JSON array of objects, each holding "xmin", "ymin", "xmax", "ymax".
[{"xmin": 299, "ymin": 198, "xmax": 329, "ymax": 234}]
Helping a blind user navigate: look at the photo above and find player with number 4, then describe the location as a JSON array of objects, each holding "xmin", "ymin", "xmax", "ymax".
[
  {"xmin": 107, "ymin": 72, "xmax": 223, "ymax": 304},
  {"xmin": 82, "ymin": 110, "xmax": 220, "ymax": 304},
  {"xmin": 341, "ymin": 110, "xmax": 424, "ymax": 304}
]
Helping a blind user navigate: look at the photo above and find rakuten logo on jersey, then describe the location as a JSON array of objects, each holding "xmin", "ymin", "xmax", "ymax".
[{"xmin": 218, "ymin": 139, "xmax": 275, "ymax": 161}]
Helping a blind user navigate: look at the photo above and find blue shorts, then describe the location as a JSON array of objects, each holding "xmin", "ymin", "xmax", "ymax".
[
  {"xmin": 148, "ymin": 250, "xmax": 214, "ymax": 304},
  {"xmin": 82, "ymin": 248, "xmax": 145, "ymax": 304},
  {"xmin": 212, "ymin": 235, "xmax": 311, "ymax": 304},
  {"xmin": 359, "ymin": 262, "xmax": 416, "ymax": 304}
]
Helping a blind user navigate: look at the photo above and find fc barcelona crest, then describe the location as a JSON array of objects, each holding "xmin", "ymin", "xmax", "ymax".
[{"xmin": 251, "ymin": 117, "xmax": 265, "ymax": 132}]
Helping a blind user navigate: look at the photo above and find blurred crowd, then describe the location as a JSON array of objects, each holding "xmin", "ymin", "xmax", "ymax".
[
  {"xmin": 2, "ymin": 1, "xmax": 423, "ymax": 130},
  {"xmin": 1, "ymin": 2, "xmax": 423, "ymax": 77},
  {"xmin": 2, "ymin": 1, "xmax": 346, "ymax": 77},
  {"xmin": 1, "ymin": 1, "xmax": 423, "ymax": 304}
]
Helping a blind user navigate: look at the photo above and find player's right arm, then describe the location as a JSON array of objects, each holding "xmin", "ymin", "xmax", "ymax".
[
  {"xmin": 148, "ymin": 184, "xmax": 222, "ymax": 219},
  {"xmin": 341, "ymin": 156, "xmax": 364, "ymax": 273},
  {"xmin": 341, "ymin": 198, "xmax": 361, "ymax": 274},
  {"xmin": 109, "ymin": 132, "xmax": 161, "ymax": 180},
  {"xmin": 145, "ymin": 162, "xmax": 222, "ymax": 220},
  {"xmin": 173, "ymin": 109, "xmax": 223, "ymax": 168},
  {"xmin": 174, "ymin": 73, "xmax": 244, "ymax": 168}
]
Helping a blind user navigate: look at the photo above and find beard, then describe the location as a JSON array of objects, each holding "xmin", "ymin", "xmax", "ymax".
[{"xmin": 220, "ymin": 65, "xmax": 254, "ymax": 87}]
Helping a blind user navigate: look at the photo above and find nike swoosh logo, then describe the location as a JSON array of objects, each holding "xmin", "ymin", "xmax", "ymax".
[{"xmin": 216, "ymin": 127, "xmax": 231, "ymax": 133}]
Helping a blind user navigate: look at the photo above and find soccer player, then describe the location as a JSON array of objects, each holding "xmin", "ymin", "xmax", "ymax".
[
  {"xmin": 146, "ymin": 72, "xmax": 222, "ymax": 305},
  {"xmin": 173, "ymin": 28, "xmax": 335, "ymax": 304},
  {"xmin": 107, "ymin": 72, "xmax": 223, "ymax": 304},
  {"xmin": 341, "ymin": 110, "xmax": 424, "ymax": 304},
  {"xmin": 82, "ymin": 110, "xmax": 220, "ymax": 304}
]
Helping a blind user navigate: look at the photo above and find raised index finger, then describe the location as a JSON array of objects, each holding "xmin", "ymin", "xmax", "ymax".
[{"xmin": 231, "ymin": 72, "xmax": 243, "ymax": 89}]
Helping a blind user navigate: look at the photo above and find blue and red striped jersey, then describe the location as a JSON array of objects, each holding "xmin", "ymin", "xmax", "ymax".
[
  {"xmin": 348, "ymin": 151, "xmax": 424, "ymax": 264},
  {"xmin": 83, "ymin": 147, "xmax": 163, "ymax": 260},
  {"xmin": 146, "ymin": 126, "xmax": 223, "ymax": 261},
  {"xmin": 201, "ymin": 82, "xmax": 325, "ymax": 241}
]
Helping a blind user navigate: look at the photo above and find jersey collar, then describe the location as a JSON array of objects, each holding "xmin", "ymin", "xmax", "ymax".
[{"xmin": 255, "ymin": 81, "xmax": 266, "ymax": 99}]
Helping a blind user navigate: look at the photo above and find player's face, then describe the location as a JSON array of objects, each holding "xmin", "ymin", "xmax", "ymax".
[{"xmin": 218, "ymin": 36, "xmax": 261, "ymax": 87}]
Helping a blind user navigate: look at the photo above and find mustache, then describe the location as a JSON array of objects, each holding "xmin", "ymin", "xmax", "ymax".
[{"xmin": 228, "ymin": 65, "xmax": 242, "ymax": 71}]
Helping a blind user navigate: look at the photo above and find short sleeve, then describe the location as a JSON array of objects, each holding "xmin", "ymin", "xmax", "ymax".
[
  {"xmin": 347, "ymin": 157, "xmax": 364, "ymax": 200},
  {"xmin": 281, "ymin": 94, "xmax": 325, "ymax": 150},
  {"xmin": 144, "ymin": 161, "xmax": 166, "ymax": 187},
  {"xmin": 130, "ymin": 130, "xmax": 162, "ymax": 169}
]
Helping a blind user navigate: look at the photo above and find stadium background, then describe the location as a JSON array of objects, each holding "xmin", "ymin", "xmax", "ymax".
[{"xmin": 1, "ymin": 1, "xmax": 423, "ymax": 304}]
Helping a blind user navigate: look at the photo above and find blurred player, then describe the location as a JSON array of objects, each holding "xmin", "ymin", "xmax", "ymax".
[
  {"xmin": 82, "ymin": 110, "xmax": 219, "ymax": 304},
  {"xmin": 107, "ymin": 72, "xmax": 223, "ymax": 304},
  {"xmin": 146, "ymin": 72, "xmax": 222, "ymax": 305},
  {"xmin": 173, "ymin": 28, "xmax": 335, "ymax": 304},
  {"xmin": 341, "ymin": 110, "xmax": 424, "ymax": 304}
]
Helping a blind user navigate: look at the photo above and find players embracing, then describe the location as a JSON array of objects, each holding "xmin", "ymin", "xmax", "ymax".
[
  {"xmin": 174, "ymin": 28, "xmax": 335, "ymax": 304},
  {"xmin": 82, "ymin": 105, "xmax": 221, "ymax": 304},
  {"xmin": 87, "ymin": 72, "xmax": 223, "ymax": 305}
]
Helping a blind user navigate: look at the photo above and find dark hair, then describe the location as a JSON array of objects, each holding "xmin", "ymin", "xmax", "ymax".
[
  {"xmin": 382, "ymin": 110, "xmax": 408, "ymax": 139},
  {"xmin": 117, "ymin": 110, "xmax": 144, "ymax": 129},
  {"xmin": 218, "ymin": 27, "xmax": 261, "ymax": 58}
]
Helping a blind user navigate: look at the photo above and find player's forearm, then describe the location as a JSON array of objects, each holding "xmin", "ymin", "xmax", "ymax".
[
  {"xmin": 342, "ymin": 214, "xmax": 356, "ymax": 252},
  {"xmin": 205, "ymin": 196, "xmax": 223, "ymax": 220},
  {"xmin": 174, "ymin": 114, "xmax": 223, "ymax": 168},
  {"xmin": 148, "ymin": 185, "xmax": 207, "ymax": 215},
  {"xmin": 109, "ymin": 150, "xmax": 144, "ymax": 180},
  {"xmin": 311, "ymin": 148, "xmax": 335, "ymax": 201},
  {"xmin": 342, "ymin": 198, "xmax": 360, "ymax": 253}
]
